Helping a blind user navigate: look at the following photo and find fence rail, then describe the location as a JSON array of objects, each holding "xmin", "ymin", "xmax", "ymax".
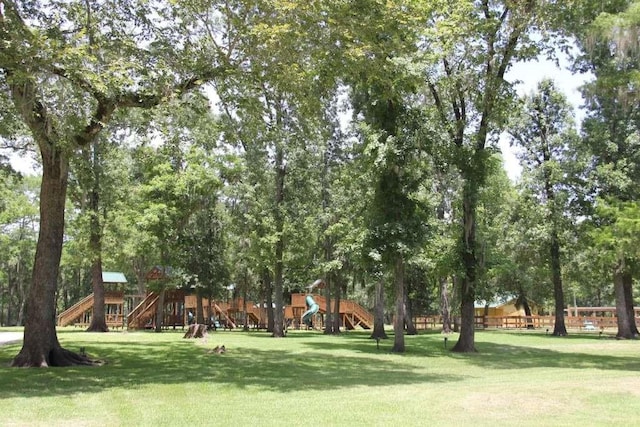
[{"xmin": 412, "ymin": 315, "xmax": 626, "ymax": 331}]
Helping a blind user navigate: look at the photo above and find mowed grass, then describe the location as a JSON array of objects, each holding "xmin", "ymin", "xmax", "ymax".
[{"xmin": 1, "ymin": 327, "xmax": 640, "ymax": 426}]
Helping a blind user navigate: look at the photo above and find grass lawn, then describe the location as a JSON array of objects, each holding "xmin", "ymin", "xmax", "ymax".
[{"xmin": 1, "ymin": 327, "xmax": 639, "ymax": 426}]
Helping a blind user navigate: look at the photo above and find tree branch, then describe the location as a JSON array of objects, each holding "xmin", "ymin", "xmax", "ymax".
[{"xmin": 426, "ymin": 78, "xmax": 455, "ymax": 142}]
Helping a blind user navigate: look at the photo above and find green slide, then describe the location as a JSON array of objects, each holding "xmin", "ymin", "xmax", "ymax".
[{"xmin": 301, "ymin": 295, "xmax": 319, "ymax": 327}]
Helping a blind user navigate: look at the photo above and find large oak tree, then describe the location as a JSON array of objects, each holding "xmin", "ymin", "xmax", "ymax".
[
  {"xmin": 1, "ymin": 0, "xmax": 226, "ymax": 366},
  {"xmin": 420, "ymin": 0, "xmax": 550, "ymax": 352}
]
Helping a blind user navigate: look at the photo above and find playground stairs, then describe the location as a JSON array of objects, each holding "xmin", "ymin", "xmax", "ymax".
[
  {"xmin": 57, "ymin": 293, "xmax": 95, "ymax": 327},
  {"xmin": 127, "ymin": 292, "xmax": 160, "ymax": 329},
  {"xmin": 57, "ymin": 292, "xmax": 125, "ymax": 328},
  {"xmin": 225, "ymin": 298, "xmax": 269, "ymax": 328}
]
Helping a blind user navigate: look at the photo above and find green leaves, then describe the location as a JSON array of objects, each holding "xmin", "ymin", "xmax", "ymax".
[{"xmin": 590, "ymin": 198, "xmax": 640, "ymax": 259}]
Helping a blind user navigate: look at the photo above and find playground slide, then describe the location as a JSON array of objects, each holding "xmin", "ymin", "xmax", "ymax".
[{"xmin": 301, "ymin": 295, "xmax": 320, "ymax": 327}]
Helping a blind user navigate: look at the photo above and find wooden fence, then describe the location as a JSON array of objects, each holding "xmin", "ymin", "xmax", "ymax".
[{"xmin": 413, "ymin": 315, "xmax": 623, "ymax": 331}]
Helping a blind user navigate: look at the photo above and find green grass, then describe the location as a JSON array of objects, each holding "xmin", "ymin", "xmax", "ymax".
[{"xmin": 1, "ymin": 327, "xmax": 639, "ymax": 426}]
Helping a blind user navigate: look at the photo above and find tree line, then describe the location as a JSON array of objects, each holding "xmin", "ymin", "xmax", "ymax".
[{"xmin": 1, "ymin": 0, "xmax": 639, "ymax": 366}]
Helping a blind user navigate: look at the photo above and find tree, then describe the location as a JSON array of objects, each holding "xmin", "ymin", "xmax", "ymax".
[
  {"xmin": 492, "ymin": 188, "xmax": 554, "ymax": 326},
  {"xmin": 508, "ymin": 79, "xmax": 582, "ymax": 336},
  {"xmin": 174, "ymin": 146, "xmax": 228, "ymax": 326},
  {"xmin": 1, "ymin": 0, "xmax": 225, "ymax": 366},
  {"xmin": 132, "ymin": 103, "xmax": 221, "ymax": 332},
  {"xmin": 421, "ymin": 0, "xmax": 550, "ymax": 352},
  {"xmin": 570, "ymin": 0, "xmax": 640, "ymax": 337},
  {"xmin": 214, "ymin": 0, "xmax": 338, "ymax": 337},
  {"xmin": 341, "ymin": 0, "xmax": 429, "ymax": 353},
  {"xmin": 67, "ymin": 135, "xmax": 120, "ymax": 332},
  {"xmin": 0, "ymin": 171, "xmax": 38, "ymax": 326},
  {"xmin": 589, "ymin": 200, "xmax": 640, "ymax": 338}
]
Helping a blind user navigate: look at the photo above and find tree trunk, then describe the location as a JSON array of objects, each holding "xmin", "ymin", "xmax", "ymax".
[
  {"xmin": 154, "ymin": 288, "xmax": 166, "ymax": 333},
  {"xmin": 0, "ymin": 278, "xmax": 4, "ymax": 326},
  {"xmin": 440, "ymin": 277, "xmax": 452, "ymax": 333},
  {"xmin": 6, "ymin": 273, "xmax": 13, "ymax": 326},
  {"xmin": 272, "ymin": 145, "xmax": 285, "ymax": 338},
  {"xmin": 132, "ymin": 257, "xmax": 148, "ymax": 296},
  {"xmin": 332, "ymin": 278, "xmax": 342, "ymax": 334},
  {"xmin": 404, "ymin": 293, "xmax": 417, "ymax": 335},
  {"xmin": 391, "ymin": 256, "xmax": 406, "ymax": 353},
  {"xmin": 11, "ymin": 150, "xmax": 96, "ymax": 366},
  {"xmin": 196, "ymin": 290, "xmax": 205, "ymax": 325},
  {"xmin": 483, "ymin": 304, "xmax": 489, "ymax": 329},
  {"xmin": 242, "ymin": 283, "xmax": 249, "ymax": 331},
  {"xmin": 622, "ymin": 269, "xmax": 638, "ymax": 337},
  {"xmin": 452, "ymin": 182, "xmax": 478, "ymax": 352},
  {"xmin": 86, "ymin": 141, "xmax": 108, "ymax": 333},
  {"xmin": 263, "ymin": 269, "xmax": 274, "ymax": 332},
  {"xmin": 550, "ymin": 230, "xmax": 567, "ymax": 336},
  {"xmin": 521, "ymin": 297, "xmax": 534, "ymax": 330},
  {"xmin": 273, "ymin": 251, "xmax": 284, "ymax": 337},
  {"xmin": 614, "ymin": 259, "xmax": 634, "ymax": 339},
  {"xmin": 207, "ymin": 295, "xmax": 213, "ymax": 327},
  {"xmin": 370, "ymin": 278, "xmax": 387, "ymax": 340},
  {"xmin": 86, "ymin": 257, "xmax": 108, "ymax": 332},
  {"xmin": 183, "ymin": 323, "xmax": 207, "ymax": 339},
  {"xmin": 324, "ymin": 276, "xmax": 333, "ymax": 334}
]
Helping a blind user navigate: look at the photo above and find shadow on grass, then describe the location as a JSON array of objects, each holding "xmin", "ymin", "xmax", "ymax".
[
  {"xmin": 3, "ymin": 329, "xmax": 636, "ymax": 398},
  {"xmin": 300, "ymin": 330, "xmax": 452, "ymax": 357},
  {"xmin": 0, "ymin": 331, "xmax": 461, "ymax": 398},
  {"xmin": 302, "ymin": 329, "xmax": 640, "ymax": 373},
  {"xmin": 456, "ymin": 340, "xmax": 640, "ymax": 372}
]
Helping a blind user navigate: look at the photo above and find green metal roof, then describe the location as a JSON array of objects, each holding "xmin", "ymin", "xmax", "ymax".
[{"xmin": 102, "ymin": 272, "xmax": 127, "ymax": 284}]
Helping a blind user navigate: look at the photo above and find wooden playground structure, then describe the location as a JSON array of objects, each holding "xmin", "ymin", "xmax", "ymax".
[
  {"xmin": 59, "ymin": 270, "xmax": 632, "ymax": 333},
  {"xmin": 59, "ymin": 290, "xmax": 374, "ymax": 331},
  {"xmin": 57, "ymin": 269, "xmax": 373, "ymax": 331},
  {"xmin": 123, "ymin": 291, "xmax": 373, "ymax": 331},
  {"xmin": 56, "ymin": 272, "xmax": 129, "ymax": 329}
]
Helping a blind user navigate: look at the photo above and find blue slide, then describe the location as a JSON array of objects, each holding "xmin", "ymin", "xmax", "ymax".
[{"xmin": 301, "ymin": 295, "xmax": 319, "ymax": 327}]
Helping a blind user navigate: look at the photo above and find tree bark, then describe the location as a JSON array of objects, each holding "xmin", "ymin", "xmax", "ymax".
[
  {"xmin": 86, "ymin": 256, "xmax": 108, "ymax": 332},
  {"xmin": 272, "ymin": 145, "xmax": 285, "ymax": 338},
  {"xmin": 440, "ymin": 277, "xmax": 452, "ymax": 333},
  {"xmin": 550, "ymin": 229, "xmax": 567, "ymax": 336},
  {"xmin": 154, "ymin": 288, "xmax": 166, "ymax": 333},
  {"xmin": 452, "ymin": 182, "xmax": 478, "ymax": 352},
  {"xmin": 242, "ymin": 282, "xmax": 249, "ymax": 331},
  {"xmin": 483, "ymin": 304, "xmax": 490, "ymax": 329},
  {"xmin": 614, "ymin": 259, "xmax": 634, "ymax": 339},
  {"xmin": 11, "ymin": 149, "xmax": 96, "ymax": 366},
  {"xmin": 622, "ymin": 269, "xmax": 638, "ymax": 337},
  {"xmin": 183, "ymin": 323, "xmax": 207, "ymax": 339},
  {"xmin": 404, "ymin": 293, "xmax": 417, "ymax": 335},
  {"xmin": 132, "ymin": 257, "xmax": 148, "ymax": 296},
  {"xmin": 520, "ymin": 295, "xmax": 534, "ymax": 330},
  {"xmin": 324, "ymin": 276, "xmax": 333, "ymax": 334},
  {"xmin": 263, "ymin": 269, "xmax": 274, "ymax": 332},
  {"xmin": 196, "ymin": 289, "xmax": 205, "ymax": 325},
  {"xmin": 370, "ymin": 278, "xmax": 387, "ymax": 339},
  {"xmin": 86, "ymin": 141, "xmax": 108, "ymax": 332},
  {"xmin": 391, "ymin": 256, "xmax": 406, "ymax": 353},
  {"xmin": 332, "ymin": 277, "xmax": 342, "ymax": 334}
]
